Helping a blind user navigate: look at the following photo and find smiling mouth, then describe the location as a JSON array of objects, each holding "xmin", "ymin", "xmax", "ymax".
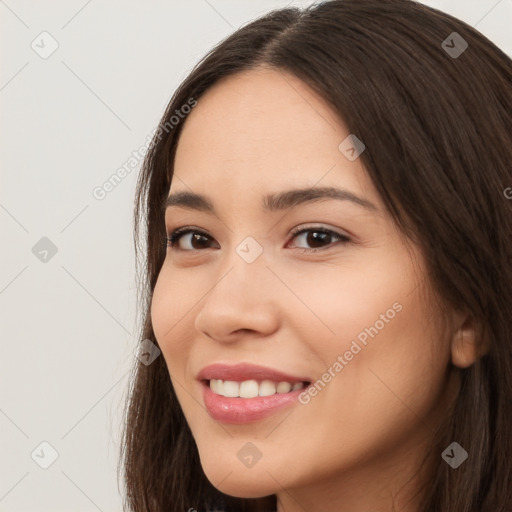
[{"xmin": 203, "ymin": 379, "xmax": 311, "ymax": 398}]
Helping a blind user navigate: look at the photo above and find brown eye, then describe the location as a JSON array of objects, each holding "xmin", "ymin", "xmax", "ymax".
[
  {"xmin": 167, "ymin": 228, "xmax": 218, "ymax": 251},
  {"xmin": 288, "ymin": 226, "xmax": 350, "ymax": 253}
]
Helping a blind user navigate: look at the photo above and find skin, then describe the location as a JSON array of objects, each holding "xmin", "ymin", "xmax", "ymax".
[{"xmin": 150, "ymin": 66, "xmax": 479, "ymax": 512}]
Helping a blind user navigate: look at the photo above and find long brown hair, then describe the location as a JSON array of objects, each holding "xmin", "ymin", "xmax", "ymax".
[{"xmin": 119, "ymin": 1, "xmax": 512, "ymax": 510}]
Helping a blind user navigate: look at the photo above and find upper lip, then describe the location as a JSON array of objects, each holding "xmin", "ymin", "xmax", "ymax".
[{"xmin": 197, "ymin": 363, "xmax": 311, "ymax": 384}]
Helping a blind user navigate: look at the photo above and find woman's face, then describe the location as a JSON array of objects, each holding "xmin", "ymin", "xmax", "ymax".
[{"xmin": 151, "ymin": 67, "xmax": 458, "ymax": 510}]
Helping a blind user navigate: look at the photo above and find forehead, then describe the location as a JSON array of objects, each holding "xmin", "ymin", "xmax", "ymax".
[
  {"xmin": 176, "ymin": 67, "xmax": 345, "ymax": 156},
  {"xmin": 171, "ymin": 67, "xmax": 377, "ymax": 209}
]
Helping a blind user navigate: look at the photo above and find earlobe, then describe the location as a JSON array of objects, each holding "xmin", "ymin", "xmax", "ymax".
[{"xmin": 450, "ymin": 315, "xmax": 488, "ymax": 368}]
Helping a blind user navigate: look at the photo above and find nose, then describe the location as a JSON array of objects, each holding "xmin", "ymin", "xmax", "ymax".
[{"xmin": 194, "ymin": 254, "xmax": 280, "ymax": 344}]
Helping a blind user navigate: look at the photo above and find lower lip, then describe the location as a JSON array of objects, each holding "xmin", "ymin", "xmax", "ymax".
[{"xmin": 201, "ymin": 381, "xmax": 307, "ymax": 424}]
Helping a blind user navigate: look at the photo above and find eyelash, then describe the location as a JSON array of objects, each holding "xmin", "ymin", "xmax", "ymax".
[{"xmin": 165, "ymin": 224, "xmax": 351, "ymax": 253}]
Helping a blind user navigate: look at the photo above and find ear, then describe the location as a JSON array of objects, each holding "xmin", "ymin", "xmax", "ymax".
[{"xmin": 450, "ymin": 313, "xmax": 488, "ymax": 368}]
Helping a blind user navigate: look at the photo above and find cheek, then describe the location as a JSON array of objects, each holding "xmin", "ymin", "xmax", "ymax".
[
  {"xmin": 150, "ymin": 268, "xmax": 194, "ymax": 369},
  {"xmin": 307, "ymin": 275, "xmax": 449, "ymax": 440},
  {"xmin": 292, "ymin": 256, "xmax": 450, "ymax": 442},
  {"xmin": 151, "ymin": 271, "xmax": 204, "ymax": 427},
  {"xmin": 279, "ymin": 254, "xmax": 409, "ymax": 354}
]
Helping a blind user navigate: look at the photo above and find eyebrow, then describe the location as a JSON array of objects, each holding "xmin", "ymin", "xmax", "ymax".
[{"xmin": 162, "ymin": 186, "xmax": 378, "ymax": 215}]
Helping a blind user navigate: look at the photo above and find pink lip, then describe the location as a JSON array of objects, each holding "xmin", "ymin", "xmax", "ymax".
[
  {"xmin": 197, "ymin": 362, "xmax": 310, "ymax": 383},
  {"xmin": 197, "ymin": 363, "xmax": 312, "ymax": 424},
  {"xmin": 201, "ymin": 382, "xmax": 308, "ymax": 424}
]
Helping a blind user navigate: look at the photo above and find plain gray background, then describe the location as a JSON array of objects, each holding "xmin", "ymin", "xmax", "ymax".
[{"xmin": 1, "ymin": 1, "xmax": 510, "ymax": 510}]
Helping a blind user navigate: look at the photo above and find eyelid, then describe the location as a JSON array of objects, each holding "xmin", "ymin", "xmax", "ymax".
[{"xmin": 289, "ymin": 223, "xmax": 351, "ymax": 240}]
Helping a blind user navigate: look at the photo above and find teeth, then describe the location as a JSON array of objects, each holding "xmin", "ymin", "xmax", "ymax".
[
  {"xmin": 259, "ymin": 380, "xmax": 277, "ymax": 396},
  {"xmin": 240, "ymin": 380, "xmax": 259, "ymax": 398},
  {"xmin": 209, "ymin": 379, "xmax": 306, "ymax": 398},
  {"xmin": 223, "ymin": 380, "xmax": 239, "ymax": 398},
  {"xmin": 277, "ymin": 382, "xmax": 292, "ymax": 393}
]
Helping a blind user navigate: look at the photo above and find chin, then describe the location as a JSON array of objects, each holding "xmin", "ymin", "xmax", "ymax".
[{"xmin": 200, "ymin": 457, "xmax": 280, "ymax": 498}]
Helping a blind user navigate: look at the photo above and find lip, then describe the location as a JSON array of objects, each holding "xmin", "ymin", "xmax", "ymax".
[
  {"xmin": 197, "ymin": 363, "xmax": 312, "ymax": 424},
  {"xmin": 197, "ymin": 362, "xmax": 310, "ymax": 383}
]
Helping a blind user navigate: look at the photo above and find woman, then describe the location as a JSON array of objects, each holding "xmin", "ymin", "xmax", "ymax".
[{"xmin": 119, "ymin": 1, "xmax": 512, "ymax": 510}]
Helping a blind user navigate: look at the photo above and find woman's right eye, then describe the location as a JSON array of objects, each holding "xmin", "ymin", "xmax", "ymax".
[{"xmin": 166, "ymin": 228, "xmax": 218, "ymax": 251}]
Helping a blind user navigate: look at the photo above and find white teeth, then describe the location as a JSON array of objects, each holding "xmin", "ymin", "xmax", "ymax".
[
  {"xmin": 211, "ymin": 379, "xmax": 223, "ymax": 395},
  {"xmin": 239, "ymin": 380, "xmax": 259, "ymax": 398},
  {"xmin": 259, "ymin": 380, "xmax": 277, "ymax": 396},
  {"xmin": 277, "ymin": 382, "xmax": 292, "ymax": 393},
  {"xmin": 222, "ymin": 380, "xmax": 240, "ymax": 397},
  {"xmin": 209, "ymin": 379, "xmax": 306, "ymax": 398}
]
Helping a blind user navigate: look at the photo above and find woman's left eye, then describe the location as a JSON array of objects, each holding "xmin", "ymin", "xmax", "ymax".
[
  {"xmin": 165, "ymin": 225, "xmax": 351, "ymax": 253},
  {"xmin": 288, "ymin": 226, "xmax": 351, "ymax": 252}
]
